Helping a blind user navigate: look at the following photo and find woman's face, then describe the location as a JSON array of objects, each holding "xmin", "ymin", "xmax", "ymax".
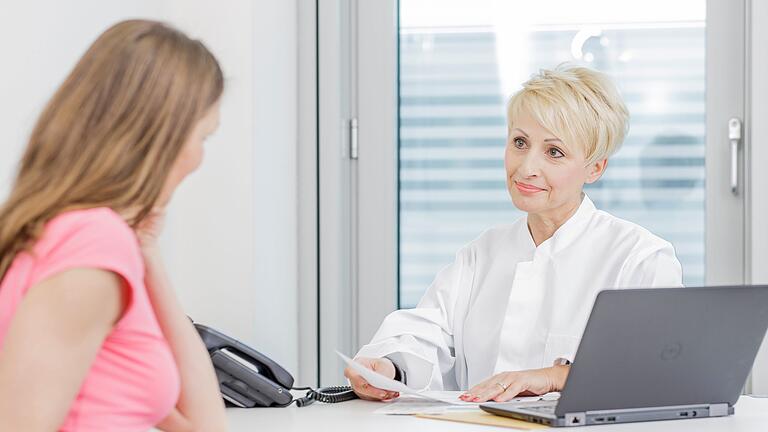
[
  {"xmin": 159, "ymin": 100, "xmax": 221, "ymax": 205},
  {"xmin": 504, "ymin": 111, "xmax": 606, "ymax": 218}
]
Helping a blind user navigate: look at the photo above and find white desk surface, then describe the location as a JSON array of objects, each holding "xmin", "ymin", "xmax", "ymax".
[{"xmin": 226, "ymin": 395, "xmax": 768, "ymax": 431}]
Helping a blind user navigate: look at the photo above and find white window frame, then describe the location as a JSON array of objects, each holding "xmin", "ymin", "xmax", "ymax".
[
  {"xmin": 315, "ymin": 0, "xmax": 398, "ymax": 386},
  {"xmin": 297, "ymin": 0, "xmax": 319, "ymax": 386}
]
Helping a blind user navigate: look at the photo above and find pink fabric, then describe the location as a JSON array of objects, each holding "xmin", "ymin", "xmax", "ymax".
[{"xmin": 0, "ymin": 208, "xmax": 180, "ymax": 431}]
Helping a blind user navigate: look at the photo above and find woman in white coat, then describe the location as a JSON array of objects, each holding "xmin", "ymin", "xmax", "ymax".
[{"xmin": 344, "ymin": 64, "xmax": 683, "ymax": 403}]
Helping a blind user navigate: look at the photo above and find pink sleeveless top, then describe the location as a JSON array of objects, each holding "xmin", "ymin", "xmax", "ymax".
[{"xmin": 0, "ymin": 208, "xmax": 180, "ymax": 431}]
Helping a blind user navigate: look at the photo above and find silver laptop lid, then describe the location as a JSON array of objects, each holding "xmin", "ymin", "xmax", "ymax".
[{"xmin": 555, "ymin": 286, "xmax": 768, "ymax": 416}]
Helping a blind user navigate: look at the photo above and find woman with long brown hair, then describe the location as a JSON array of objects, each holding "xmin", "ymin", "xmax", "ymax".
[{"xmin": 0, "ymin": 20, "xmax": 228, "ymax": 430}]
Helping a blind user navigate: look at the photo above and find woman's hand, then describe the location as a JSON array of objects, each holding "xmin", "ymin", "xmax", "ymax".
[
  {"xmin": 459, "ymin": 365, "xmax": 570, "ymax": 403},
  {"xmin": 134, "ymin": 207, "xmax": 167, "ymax": 250},
  {"xmin": 136, "ymin": 208, "xmax": 228, "ymax": 430},
  {"xmin": 343, "ymin": 357, "xmax": 400, "ymax": 401}
]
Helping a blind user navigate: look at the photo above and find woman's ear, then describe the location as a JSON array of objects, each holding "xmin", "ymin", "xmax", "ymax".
[{"xmin": 585, "ymin": 159, "xmax": 608, "ymax": 184}]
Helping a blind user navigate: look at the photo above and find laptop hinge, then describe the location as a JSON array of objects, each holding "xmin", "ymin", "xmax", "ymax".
[
  {"xmin": 564, "ymin": 412, "xmax": 586, "ymax": 427},
  {"xmin": 708, "ymin": 403, "xmax": 729, "ymax": 417}
]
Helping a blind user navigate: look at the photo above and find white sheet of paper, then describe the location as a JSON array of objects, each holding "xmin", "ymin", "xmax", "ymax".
[
  {"xmin": 338, "ymin": 351, "xmax": 472, "ymax": 404},
  {"xmin": 372, "ymin": 392, "xmax": 558, "ymax": 415},
  {"xmin": 418, "ymin": 391, "xmax": 477, "ymax": 405},
  {"xmin": 373, "ymin": 395, "xmax": 479, "ymax": 415},
  {"xmin": 337, "ymin": 351, "xmax": 560, "ymax": 408},
  {"xmin": 337, "ymin": 351, "xmax": 413, "ymax": 391}
]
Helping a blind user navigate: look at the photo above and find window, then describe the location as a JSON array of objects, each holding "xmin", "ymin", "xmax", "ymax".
[{"xmin": 399, "ymin": 0, "xmax": 706, "ymax": 307}]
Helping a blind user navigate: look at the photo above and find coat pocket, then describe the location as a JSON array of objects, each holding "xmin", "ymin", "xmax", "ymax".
[{"xmin": 542, "ymin": 333, "xmax": 581, "ymax": 367}]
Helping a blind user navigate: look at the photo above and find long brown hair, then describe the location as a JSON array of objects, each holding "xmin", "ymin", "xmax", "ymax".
[{"xmin": 0, "ymin": 20, "xmax": 223, "ymax": 283}]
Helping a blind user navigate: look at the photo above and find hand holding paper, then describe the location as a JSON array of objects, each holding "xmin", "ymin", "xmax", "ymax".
[
  {"xmin": 338, "ymin": 351, "xmax": 416, "ymax": 393},
  {"xmin": 338, "ymin": 351, "xmax": 474, "ymax": 405},
  {"xmin": 340, "ymin": 352, "xmax": 404, "ymax": 401}
]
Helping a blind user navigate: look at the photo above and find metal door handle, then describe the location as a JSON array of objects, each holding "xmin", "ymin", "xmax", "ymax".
[{"xmin": 728, "ymin": 117, "xmax": 741, "ymax": 195}]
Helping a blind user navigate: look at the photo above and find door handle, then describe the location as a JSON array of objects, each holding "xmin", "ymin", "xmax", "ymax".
[{"xmin": 728, "ymin": 117, "xmax": 742, "ymax": 195}]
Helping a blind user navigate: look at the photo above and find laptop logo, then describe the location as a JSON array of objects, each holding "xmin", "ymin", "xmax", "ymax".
[{"xmin": 661, "ymin": 342, "xmax": 683, "ymax": 360}]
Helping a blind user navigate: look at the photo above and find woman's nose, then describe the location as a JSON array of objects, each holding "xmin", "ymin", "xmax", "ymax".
[{"xmin": 519, "ymin": 152, "xmax": 541, "ymax": 177}]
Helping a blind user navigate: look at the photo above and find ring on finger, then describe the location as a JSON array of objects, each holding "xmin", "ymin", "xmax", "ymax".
[{"xmin": 495, "ymin": 382, "xmax": 509, "ymax": 391}]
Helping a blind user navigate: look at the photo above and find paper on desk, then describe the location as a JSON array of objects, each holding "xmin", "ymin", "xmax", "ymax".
[
  {"xmin": 337, "ymin": 351, "xmax": 560, "ymax": 410},
  {"xmin": 374, "ymin": 394, "xmax": 478, "ymax": 415},
  {"xmin": 417, "ymin": 411, "xmax": 550, "ymax": 430},
  {"xmin": 373, "ymin": 392, "xmax": 555, "ymax": 415}
]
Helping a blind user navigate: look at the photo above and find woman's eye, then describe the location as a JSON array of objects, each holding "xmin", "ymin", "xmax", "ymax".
[
  {"xmin": 548, "ymin": 147, "xmax": 565, "ymax": 158},
  {"xmin": 513, "ymin": 137, "xmax": 526, "ymax": 149}
]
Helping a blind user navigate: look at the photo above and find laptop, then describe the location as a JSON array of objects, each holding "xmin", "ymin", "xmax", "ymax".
[{"xmin": 480, "ymin": 286, "xmax": 768, "ymax": 427}]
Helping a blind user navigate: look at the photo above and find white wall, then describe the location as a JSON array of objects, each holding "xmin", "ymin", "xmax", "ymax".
[
  {"xmin": 0, "ymin": 1, "xmax": 301, "ymax": 379},
  {"xmin": 155, "ymin": 1, "xmax": 300, "ymax": 377},
  {"xmin": 0, "ymin": 1, "xmax": 157, "ymax": 192}
]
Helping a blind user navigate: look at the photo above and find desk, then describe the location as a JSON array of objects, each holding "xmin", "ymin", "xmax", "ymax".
[{"xmin": 226, "ymin": 395, "xmax": 768, "ymax": 431}]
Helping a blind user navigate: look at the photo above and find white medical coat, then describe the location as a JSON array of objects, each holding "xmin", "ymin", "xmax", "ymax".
[{"xmin": 356, "ymin": 195, "xmax": 683, "ymax": 390}]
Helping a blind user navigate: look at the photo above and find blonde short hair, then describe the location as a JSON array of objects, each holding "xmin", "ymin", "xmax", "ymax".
[{"xmin": 507, "ymin": 64, "xmax": 629, "ymax": 164}]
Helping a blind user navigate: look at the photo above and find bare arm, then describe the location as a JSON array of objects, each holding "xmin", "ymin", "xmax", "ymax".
[
  {"xmin": 143, "ymin": 245, "xmax": 227, "ymax": 432},
  {"xmin": 0, "ymin": 268, "xmax": 125, "ymax": 431}
]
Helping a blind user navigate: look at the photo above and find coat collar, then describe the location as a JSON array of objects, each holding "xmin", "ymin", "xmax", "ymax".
[{"xmin": 520, "ymin": 193, "xmax": 597, "ymax": 257}]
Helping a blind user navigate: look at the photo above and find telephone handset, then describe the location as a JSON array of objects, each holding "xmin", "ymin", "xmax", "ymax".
[{"xmin": 194, "ymin": 323, "xmax": 358, "ymax": 407}]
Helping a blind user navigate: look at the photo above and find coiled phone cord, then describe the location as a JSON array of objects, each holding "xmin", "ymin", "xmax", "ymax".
[{"xmin": 292, "ymin": 386, "xmax": 359, "ymax": 407}]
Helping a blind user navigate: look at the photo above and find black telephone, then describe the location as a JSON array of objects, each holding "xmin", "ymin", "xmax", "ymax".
[{"xmin": 194, "ymin": 323, "xmax": 357, "ymax": 408}]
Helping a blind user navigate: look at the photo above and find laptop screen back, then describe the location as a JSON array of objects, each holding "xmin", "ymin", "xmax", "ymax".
[{"xmin": 555, "ymin": 286, "xmax": 768, "ymax": 416}]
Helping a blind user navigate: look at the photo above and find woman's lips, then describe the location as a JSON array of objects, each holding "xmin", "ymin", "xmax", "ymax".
[{"xmin": 514, "ymin": 181, "xmax": 546, "ymax": 194}]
